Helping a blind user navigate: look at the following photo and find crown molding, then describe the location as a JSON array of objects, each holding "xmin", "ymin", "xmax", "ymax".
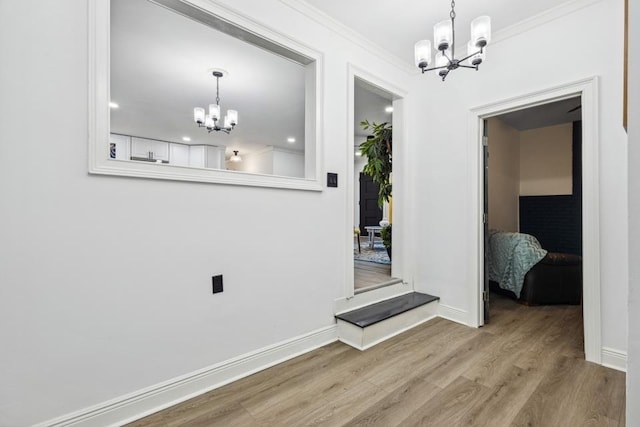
[
  {"xmin": 491, "ymin": 0, "xmax": 603, "ymax": 46},
  {"xmin": 278, "ymin": 0, "xmax": 418, "ymax": 76}
]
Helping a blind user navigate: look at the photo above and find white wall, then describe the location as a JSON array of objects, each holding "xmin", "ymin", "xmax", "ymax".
[
  {"xmin": 411, "ymin": 0, "xmax": 628, "ymax": 354},
  {"xmin": 272, "ymin": 148, "xmax": 304, "ymax": 178},
  {"xmin": 0, "ymin": 0, "xmax": 415, "ymax": 425},
  {"xmin": 627, "ymin": 0, "xmax": 639, "ymax": 421},
  {"xmin": 487, "ymin": 117, "xmax": 520, "ymax": 232},
  {"xmin": 239, "ymin": 147, "xmax": 274, "ymax": 174},
  {"xmin": 520, "ymin": 123, "xmax": 573, "ymax": 196},
  {"xmin": 488, "ymin": 119, "xmax": 573, "ymax": 232},
  {"xmin": 237, "ymin": 147, "xmax": 304, "ymax": 177}
]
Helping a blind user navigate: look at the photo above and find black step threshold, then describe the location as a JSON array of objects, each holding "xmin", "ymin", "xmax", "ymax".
[{"xmin": 336, "ymin": 292, "xmax": 439, "ymax": 328}]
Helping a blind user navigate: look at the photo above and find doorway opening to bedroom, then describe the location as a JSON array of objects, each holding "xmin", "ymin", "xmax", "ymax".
[
  {"xmin": 353, "ymin": 77, "xmax": 401, "ymax": 294},
  {"xmin": 483, "ymin": 97, "xmax": 584, "ymax": 354}
]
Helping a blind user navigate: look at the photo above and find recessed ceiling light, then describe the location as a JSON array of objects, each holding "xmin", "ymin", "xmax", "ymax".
[
  {"xmin": 109, "ymin": 102, "xmax": 119, "ymax": 109},
  {"xmin": 287, "ymin": 137, "xmax": 296, "ymax": 143},
  {"xmin": 182, "ymin": 136, "xmax": 191, "ymax": 142},
  {"xmin": 385, "ymin": 106, "xmax": 393, "ymax": 113}
]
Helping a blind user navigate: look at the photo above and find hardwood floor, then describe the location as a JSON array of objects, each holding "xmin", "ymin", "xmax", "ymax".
[
  {"xmin": 354, "ymin": 260, "xmax": 393, "ymax": 292},
  {"xmin": 354, "ymin": 236, "xmax": 394, "ymax": 292},
  {"xmin": 128, "ymin": 294, "xmax": 625, "ymax": 426}
]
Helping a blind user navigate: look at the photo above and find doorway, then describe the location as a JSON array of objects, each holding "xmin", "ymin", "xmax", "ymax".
[
  {"xmin": 483, "ymin": 97, "xmax": 583, "ymax": 331},
  {"xmin": 347, "ymin": 69, "xmax": 407, "ymax": 298},
  {"xmin": 353, "ymin": 79, "xmax": 394, "ymax": 293},
  {"xmin": 470, "ymin": 77, "xmax": 601, "ymax": 363}
]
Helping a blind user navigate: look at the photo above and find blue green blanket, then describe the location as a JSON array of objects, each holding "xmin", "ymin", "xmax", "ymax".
[{"xmin": 488, "ymin": 231, "xmax": 547, "ymax": 298}]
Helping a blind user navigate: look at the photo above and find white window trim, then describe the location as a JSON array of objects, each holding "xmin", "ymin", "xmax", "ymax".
[{"xmin": 88, "ymin": 0, "xmax": 323, "ymax": 191}]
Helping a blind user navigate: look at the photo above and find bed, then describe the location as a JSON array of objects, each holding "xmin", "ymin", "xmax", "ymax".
[{"xmin": 488, "ymin": 230, "xmax": 582, "ymax": 305}]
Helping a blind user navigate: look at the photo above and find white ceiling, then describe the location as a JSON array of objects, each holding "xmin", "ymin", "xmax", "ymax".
[
  {"xmin": 110, "ymin": 0, "xmax": 306, "ymax": 157},
  {"xmin": 355, "ymin": 80, "xmax": 393, "ymax": 140},
  {"xmin": 496, "ymin": 97, "xmax": 581, "ymax": 131},
  {"xmin": 303, "ymin": 0, "xmax": 575, "ymax": 66}
]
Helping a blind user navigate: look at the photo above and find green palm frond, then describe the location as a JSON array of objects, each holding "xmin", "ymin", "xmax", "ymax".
[{"xmin": 359, "ymin": 120, "xmax": 392, "ymax": 208}]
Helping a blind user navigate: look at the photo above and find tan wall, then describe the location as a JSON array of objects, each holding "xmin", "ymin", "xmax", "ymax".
[
  {"xmin": 487, "ymin": 117, "xmax": 520, "ymax": 232},
  {"xmin": 520, "ymin": 123, "xmax": 573, "ymax": 195}
]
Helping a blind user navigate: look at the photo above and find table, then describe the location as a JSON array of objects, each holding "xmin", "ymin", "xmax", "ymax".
[{"xmin": 364, "ymin": 226, "xmax": 383, "ymax": 249}]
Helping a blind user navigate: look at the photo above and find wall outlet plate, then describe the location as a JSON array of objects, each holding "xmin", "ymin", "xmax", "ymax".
[{"xmin": 212, "ymin": 275, "xmax": 223, "ymax": 294}]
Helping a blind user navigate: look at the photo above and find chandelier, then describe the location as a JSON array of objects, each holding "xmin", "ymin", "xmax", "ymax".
[
  {"xmin": 193, "ymin": 70, "xmax": 238, "ymax": 134},
  {"xmin": 414, "ymin": 0, "xmax": 491, "ymax": 81}
]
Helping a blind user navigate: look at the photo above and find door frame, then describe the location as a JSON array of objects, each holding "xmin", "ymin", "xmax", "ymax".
[
  {"xmin": 344, "ymin": 63, "xmax": 408, "ymax": 299},
  {"xmin": 468, "ymin": 77, "xmax": 601, "ymax": 364}
]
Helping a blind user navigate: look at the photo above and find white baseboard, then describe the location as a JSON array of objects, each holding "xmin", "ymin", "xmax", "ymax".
[
  {"xmin": 37, "ymin": 325, "xmax": 338, "ymax": 427},
  {"xmin": 601, "ymin": 347, "xmax": 627, "ymax": 372},
  {"xmin": 437, "ymin": 304, "xmax": 470, "ymax": 326}
]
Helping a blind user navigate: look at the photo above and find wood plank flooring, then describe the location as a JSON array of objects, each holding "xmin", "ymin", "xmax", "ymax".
[
  {"xmin": 354, "ymin": 260, "xmax": 392, "ymax": 291},
  {"xmin": 128, "ymin": 294, "xmax": 625, "ymax": 426}
]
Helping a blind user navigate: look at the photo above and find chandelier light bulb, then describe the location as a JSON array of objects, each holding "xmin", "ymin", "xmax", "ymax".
[
  {"xmin": 193, "ymin": 107, "xmax": 205, "ymax": 124},
  {"xmin": 467, "ymin": 41, "xmax": 485, "ymax": 66},
  {"xmin": 414, "ymin": 40, "xmax": 432, "ymax": 68},
  {"xmin": 209, "ymin": 104, "xmax": 221, "ymax": 121},
  {"xmin": 470, "ymin": 16, "xmax": 491, "ymax": 48},
  {"xmin": 433, "ymin": 19, "xmax": 453, "ymax": 51},
  {"xmin": 227, "ymin": 109, "xmax": 238, "ymax": 126},
  {"xmin": 204, "ymin": 115, "xmax": 214, "ymax": 129}
]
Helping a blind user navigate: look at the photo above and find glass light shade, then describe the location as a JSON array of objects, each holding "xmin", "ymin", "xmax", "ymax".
[
  {"xmin": 223, "ymin": 116, "xmax": 231, "ymax": 129},
  {"xmin": 471, "ymin": 16, "xmax": 491, "ymax": 48},
  {"xmin": 193, "ymin": 107, "xmax": 205, "ymax": 124},
  {"xmin": 204, "ymin": 114, "xmax": 215, "ymax": 129},
  {"xmin": 467, "ymin": 41, "xmax": 485, "ymax": 65},
  {"xmin": 433, "ymin": 19, "xmax": 453, "ymax": 51},
  {"xmin": 414, "ymin": 40, "xmax": 432, "ymax": 68},
  {"xmin": 209, "ymin": 104, "xmax": 221, "ymax": 121},
  {"xmin": 435, "ymin": 50, "xmax": 450, "ymax": 68},
  {"xmin": 227, "ymin": 109, "xmax": 238, "ymax": 126},
  {"xmin": 229, "ymin": 151, "xmax": 242, "ymax": 162}
]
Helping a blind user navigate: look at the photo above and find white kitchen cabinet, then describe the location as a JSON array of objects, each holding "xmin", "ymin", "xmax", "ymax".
[
  {"xmin": 131, "ymin": 137, "xmax": 169, "ymax": 162},
  {"xmin": 189, "ymin": 145, "xmax": 226, "ymax": 169},
  {"xmin": 169, "ymin": 143, "xmax": 190, "ymax": 167}
]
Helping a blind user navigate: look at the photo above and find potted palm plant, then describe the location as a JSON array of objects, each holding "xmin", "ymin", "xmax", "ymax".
[
  {"xmin": 359, "ymin": 120, "xmax": 392, "ymax": 208},
  {"xmin": 359, "ymin": 120, "xmax": 392, "ymax": 259}
]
